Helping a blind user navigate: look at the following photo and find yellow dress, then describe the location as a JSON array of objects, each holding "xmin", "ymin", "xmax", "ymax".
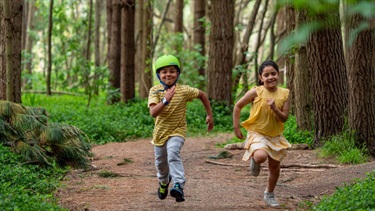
[{"xmin": 241, "ymin": 86, "xmax": 291, "ymax": 162}]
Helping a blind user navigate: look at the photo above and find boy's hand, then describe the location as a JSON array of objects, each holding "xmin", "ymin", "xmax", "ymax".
[
  {"xmin": 266, "ymin": 98, "xmax": 276, "ymax": 110},
  {"xmin": 206, "ymin": 115, "xmax": 214, "ymax": 132},
  {"xmin": 165, "ymin": 85, "xmax": 176, "ymax": 101}
]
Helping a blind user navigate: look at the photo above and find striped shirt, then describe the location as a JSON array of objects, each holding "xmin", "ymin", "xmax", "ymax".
[{"xmin": 148, "ymin": 84, "xmax": 199, "ymax": 146}]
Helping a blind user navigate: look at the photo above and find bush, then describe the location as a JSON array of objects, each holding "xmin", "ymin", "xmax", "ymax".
[
  {"xmin": 0, "ymin": 145, "xmax": 67, "ymax": 210},
  {"xmin": 313, "ymin": 171, "xmax": 375, "ymax": 210}
]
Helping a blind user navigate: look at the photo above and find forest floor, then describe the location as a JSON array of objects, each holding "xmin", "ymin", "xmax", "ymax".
[{"xmin": 56, "ymin": 133, "xmax": 375, "ymax": 211}]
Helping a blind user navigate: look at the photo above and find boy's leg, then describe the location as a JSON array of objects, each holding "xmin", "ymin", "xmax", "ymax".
[
  {"xmin": 154, "ymin": 145, "xmax": 170, "ymax": 184},
  {"xmin": 166, "ymin": 136, "xmax": 185, "ymax": 187}
]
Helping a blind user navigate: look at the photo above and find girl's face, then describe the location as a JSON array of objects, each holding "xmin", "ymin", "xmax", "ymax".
[
  {"xmin": 259, "ymin": 65, "xmax": 279, "ymax": 90},
  {"xmin": 158, "ymin": 65, "xmax": 179, "ymax": 86}
]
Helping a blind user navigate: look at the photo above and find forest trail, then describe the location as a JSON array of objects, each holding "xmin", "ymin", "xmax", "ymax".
[{"xmin": 56, "ymin": 133, "xmax": 375, "ymax": 211}]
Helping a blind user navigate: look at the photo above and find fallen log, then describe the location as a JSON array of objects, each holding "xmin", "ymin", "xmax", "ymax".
[{"xmin": 205, "ymin": 160, "xmax": 340, "ymax": 169}]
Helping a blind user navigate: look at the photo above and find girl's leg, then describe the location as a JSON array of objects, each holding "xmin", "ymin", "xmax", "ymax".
[
  {"xmin": 266, "ymin": 156, "xmax": 280, "ymax": 193},
  {"xmin": 154, "ymin": 144, "xmax": 170, "ymax": 184},
  {"xmin": 166, "ymin": 136, "xmax": 185, "ymax": 188},
  {"xmin": 252, "ymin": 149, "xmax": 268, "ymax": 164}
]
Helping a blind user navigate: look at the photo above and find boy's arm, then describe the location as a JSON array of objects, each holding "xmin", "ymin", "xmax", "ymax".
[
  {"xmin": 198, "ymin": 90, "xmax": 214, "ymax": 132},
  {"xmin": 149, "ymin": 85, "xmax": 176, "ymax": 118},
  {"xmin": 266, "ymin": 94, "xmax": 290, "ymax": 122}
]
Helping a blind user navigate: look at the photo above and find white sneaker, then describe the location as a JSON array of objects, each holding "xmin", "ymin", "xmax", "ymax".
[
  {"xmin": 264, "ymin": 191, "xmax": 279, "ymax": 207},
  {"xmin": 250, "ymin": 157, "xmax": 260, "ymax": 176}
]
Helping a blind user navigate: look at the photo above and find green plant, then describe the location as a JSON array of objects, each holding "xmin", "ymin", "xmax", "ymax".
[
  {"xmin": 313, "ymin": 171, "xmax": 375, "ymax": 210},
  {"xmin": 318, "ymin": 130, "xmax": 369, "ymax": 164}
]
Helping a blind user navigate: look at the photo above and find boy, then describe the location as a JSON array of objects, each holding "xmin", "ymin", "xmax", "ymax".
[{"xmin": 148, "ymin": 55, "xmax": 214, "ymax": 202}]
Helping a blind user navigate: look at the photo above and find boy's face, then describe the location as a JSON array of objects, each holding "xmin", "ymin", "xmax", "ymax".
[{"xmin": 158, "ymin": 65, "xmax": 179, "ymax": 86}]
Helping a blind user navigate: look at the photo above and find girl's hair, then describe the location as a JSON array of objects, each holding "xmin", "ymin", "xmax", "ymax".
[{"xmin": 258, "ymin": 60, "xmax": 279, "ymax": 85}]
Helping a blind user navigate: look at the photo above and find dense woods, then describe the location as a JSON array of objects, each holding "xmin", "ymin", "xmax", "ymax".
[{"xmin": 0, "ymin": 0, "xmax": 374, "ymax": 156}]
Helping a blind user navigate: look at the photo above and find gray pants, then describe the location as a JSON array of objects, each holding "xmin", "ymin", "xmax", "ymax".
[{"xmin": 154, "ymin": 136, "xmax": 185, "ymax": 188}]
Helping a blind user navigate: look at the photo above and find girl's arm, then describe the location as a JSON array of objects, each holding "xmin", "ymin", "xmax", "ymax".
[
  {"xmin": 266, "ymin": 94, "xmax": 290, "ymax": 123},
  {"xmin": 198, "ymin": 90, "xmax": 214, "ymax": 132},
  {"xmin": 233, "ymin": 88, "xmax": 257, "ymax": 139}
]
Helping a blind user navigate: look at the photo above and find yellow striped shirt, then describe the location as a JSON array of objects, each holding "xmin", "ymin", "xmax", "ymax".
[{"xmin": 148, "ymin": 84, "xmax": 199, "ymax": 146}]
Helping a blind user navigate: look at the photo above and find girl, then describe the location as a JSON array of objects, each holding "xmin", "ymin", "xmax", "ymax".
[{"xmin": 232, "ymin": 60, "xmax": 291, "ymax": 207}]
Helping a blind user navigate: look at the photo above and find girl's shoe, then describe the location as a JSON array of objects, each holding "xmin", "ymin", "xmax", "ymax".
[
  {"xmin": 170, "ymin": 183, "xmax": 185, "ymax": 202},
  {"xmin": 250, "ymin": 157, "xmax": 261, "ymax": 176},
  {"xmin": 264, "ymin": 191, "xmax": 279, "ymax": 207}
]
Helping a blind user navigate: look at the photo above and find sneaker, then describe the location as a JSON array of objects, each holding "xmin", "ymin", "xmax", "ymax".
[
  {"xmin": 264, "ymin": 191, "xmax": 279, "ymax": 207},
  {"xmin": 250, "ymin": 157, "xmax": 261, "ymax": 176},
  {"xmin": 170, "ymin": 183, "xmax": 185, "ymax": 202},
  {"xmin": 157, "ymin": 176, "xmax": 171, "ymax": 200}
]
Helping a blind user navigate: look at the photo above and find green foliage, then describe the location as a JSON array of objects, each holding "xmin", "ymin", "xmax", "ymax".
[
  {"xmin": 0, "ymin": 145, "xmax": 68, "ymax": 210},
  {"xmin": 283, "ymin": 116, "xmax": 314, "ymax": 145},
  {"xmin": 0, "ymin": 100, "xmax": 91, "ymax": 169},
  {"xmin": 318, "ymin": 130, "xmax": 369, "ymax": 164},
  {"xmin": 313, "ymin": 171, "xmax": 375, "ymax": 210}
]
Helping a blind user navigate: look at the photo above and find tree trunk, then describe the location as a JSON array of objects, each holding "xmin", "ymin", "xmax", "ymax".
[
  {"xmin": 307, "ymin": 2, "xmax": 348, "ymax": 146},
  {"xmin": 135, "ymin": 0, "xmax": 143, "ymax": 97},
  {"xmin": 46, "ymin": 0, "xmax": 53, "ymax": 96},
  {"xmin": 120, "ymin": 0, "xmax": 135, "ymax": 102},
  {"xmin": 139, "ymin": 0, "xmax": 152, "ymax": 99},
  {"xmin": 294, "ymin": 9, "xmax": 312, "ymax": 131},
  {"xmin": 174, "ymin": 0, "xmax": 183, "ymax": 33},
  {"xmin": 285, "ymin": 4, "xmax": 295, "ymax": 114},
  {"xmin": 207, "ymin": 0, "xmax": 234, "ymax": 107},
  {"xmin": 24, "ymin": 0, "xmax": 35, "ymax": 90},
  {"xmin": 93, "ymin": 0, "xmax": 102, "ymax": 95},
  {"xmin": 3, "ymin": 0, "xmax": 14, "ymax": 102},
  {"xmin": 108, "ymin": 0, "xmax": 122, "ymax": 103},
  {"xmin": 232, "ymin": 0, "xmax": 261, "ymax": 97},
  {"xmin": 0, "ymin": 3, "xmax": 5, "ymax": 100},
  {"xmin": 193, "ymin": 0, "xmax": 205, "ymax": 77},
  {"xmin": 106, "ymin": 0, "xmax": 112, "ymax": 67},
  {"xmin": 347, "ymin": 8, "xmax": 375, "ymax": 156}
]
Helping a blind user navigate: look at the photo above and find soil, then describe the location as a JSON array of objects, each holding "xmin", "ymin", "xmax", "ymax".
[{"xmin": 56, "ymin": 133, "xmax": 375, "ymax": 211}]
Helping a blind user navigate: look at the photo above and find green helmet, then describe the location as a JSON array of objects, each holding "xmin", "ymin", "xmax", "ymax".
[{"xmin": 154, "ymin": 55, "xmax": 180, "ymax": 73}]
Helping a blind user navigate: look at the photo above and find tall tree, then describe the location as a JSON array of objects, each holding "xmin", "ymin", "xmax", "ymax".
[
  {"xmin": 1, "ymin": 0, "xmax": 23, "ymax": 102},
  {"xmin": 207, "ymin": 0, "xmax": 234, "ymax": 107},
  {"xmin": 174, "ymin": 0, "xmax": 183, "ymax": 33},
  {"xmin": 285, "ymin": 4, "xmax": 296, "ymax": 114},
  {"xmin": 135, "ymin": 0, "xmax": 143, "ymax": 97},
  {"xmin": 347, "ymin": 6, "xmax": 375, "ymax": 156},
  {"xmin": 23, "ymin": 0, "xmax": 36, "ymax": 90},
  {"xmin": 108, "ymin": 0, "xmax": 122, "ymax": 103},
  {"xmin": 46, "ymin": 0, "xmax": 53, "ymax": 96},
  {"xmin": 139, "ymin": 0, "xmax": 152, "ymax": 98},
  {"xmin": 193, "ymin": 0, "xmax": 205, "ymax": 89},
  {"xmin": 232, "ymin": 0, "xmax": 261, "ymax": 97},
  {"xmin": 93, "ymin": 0, "xmax": 102, "ymax": 95},
  {"xmin": 294, "ymin": 9, "xmax": 312, "ymax": 131},
  {"xmin": 120, "ymin": 0, "xmax": 135, "ymax": 102},
  {"xmin": 307, "ymin": 2, "xmax": 348, "ymax": 146}
]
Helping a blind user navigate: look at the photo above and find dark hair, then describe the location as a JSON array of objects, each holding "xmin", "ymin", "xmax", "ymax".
[{"xmin": 258, "ymin": 60, "xmax": 279, "ymax": 85}]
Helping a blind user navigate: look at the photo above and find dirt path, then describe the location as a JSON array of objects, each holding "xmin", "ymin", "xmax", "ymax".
[{"xmin": 56, "ymin": 133, "xmax": 375, "ymax": 211}]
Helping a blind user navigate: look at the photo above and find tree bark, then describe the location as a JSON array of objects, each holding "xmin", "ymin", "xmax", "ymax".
[
  {"xmin": 93, "ymin": 0, "xmax": 102, "ymax": 95},
  {"xmin": 135, "ymin": 0, "xmax": 143, "ymax": 97},
  {"xmin": 108, "ymin": 0, "xmax": 122, "ymax": 103},
  {"xmin": 23, "ymin": 0, "xmax": 35, "ymax": 90},
  {"xmin": 207, "ymin": 0, "xmax": 234, "ymax": 107},
  {"xmin": 3, "ymin": 0, "xmax": 14, "ymax": 102},
  {"xmin": 193, "ymin": 0, "xmax": 205, "ymax": 78},
  {"xmin": 46, "ymin": 0, "xmax": 53, "ymax": 96},
  {"xmin": 307, "ymin": 2, "xmax": 348, "ymax": 146},
  {"xmin": 139, "ymin": 0, "xmax": 152, "ymax": 99},
  {"xmin": 294, "ymin": 9, "xmax": 312, "ymax": 131},
  {"xmin": 347, "ymin": 7, "xmax": 375, "ymax": 156},
  {"xmin": 285, "ymin": 4, "xmax": 295, "ymax": 114},
  {"xmin": 174, "ymin": 0, "xmax": 183, "ymax": 33},
  {"xmin": 120, "ymin": 0, "xmax": 135, "ymax": 102}
]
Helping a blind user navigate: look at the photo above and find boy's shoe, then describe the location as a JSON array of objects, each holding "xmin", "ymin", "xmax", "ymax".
[
  {"xmin": 264, "ymin": 191, "xmax": 279, "ymax": 207},
  {"xmin": 250, "ymin": 157, "xmax": 261, "ymax": 176},
  {"xmin": 170, "ymin": 183, "xmax": 185, "ymax": 202},
  {"xmin": 157, "ymin": 176, "xmax": 171, "ymax": 200}
]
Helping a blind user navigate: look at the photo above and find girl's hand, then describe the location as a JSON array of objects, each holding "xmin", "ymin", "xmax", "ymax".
[
  {"xmin": 206, "ymin": 115, "xmax": 214, "ymax": 132},
  {"xmin": 266, "ymin": 98, "xmax": 276, "ymax": 110},
  {"xmin": 234, "ymin": 127, "xmax": 244, "ymax": 140}
]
